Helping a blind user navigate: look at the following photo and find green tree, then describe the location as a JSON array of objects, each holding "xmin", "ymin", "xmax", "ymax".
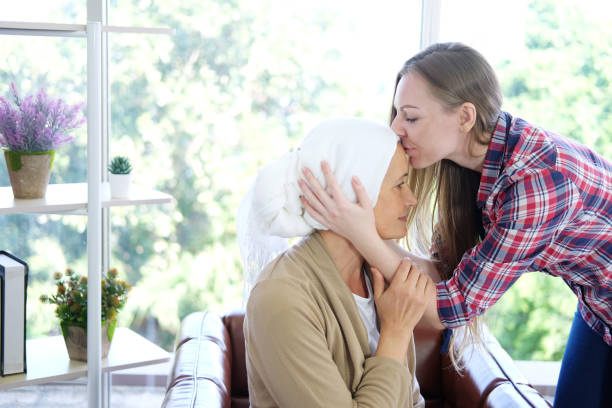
[{"xmin": 487, "ymin": 0, "xmax": 612, "ymax": 360}]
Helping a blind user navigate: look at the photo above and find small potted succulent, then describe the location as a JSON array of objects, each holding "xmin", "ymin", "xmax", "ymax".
[
  {"xmin": 0, "ymin": 83, "xmax": 85, "ymax": 198},
  {"xmin": 40, "ymin": 268, "xmax": 131, "ymax": 361},
  {"xmin": 108, "ymin": 155, "xmax": 133, "ymax": 198}
]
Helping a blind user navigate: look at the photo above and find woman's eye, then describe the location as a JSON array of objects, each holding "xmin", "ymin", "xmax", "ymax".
[
  {"xmin": 396, "ymin": 182, "xmax": 405, "ymax": 189},
  {"xmin": 405, "ymin": 117, "xmax": 417, "ymax": 123}
]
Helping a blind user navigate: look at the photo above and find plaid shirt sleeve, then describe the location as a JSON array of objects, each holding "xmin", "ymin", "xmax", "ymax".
[{"xmin": 436, "ymin": 167, "xmax": 583, "ymax": 328}]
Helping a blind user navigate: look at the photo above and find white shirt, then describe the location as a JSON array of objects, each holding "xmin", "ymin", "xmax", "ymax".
[{"xmin": 352, "ymin": 271, "xmax": 380, "ymax": 356}]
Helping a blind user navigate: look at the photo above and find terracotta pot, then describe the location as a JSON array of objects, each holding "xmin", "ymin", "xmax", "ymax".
[
  {"xmin": 3, "ymin": 149, "xmax": 55, "ymax": 199},
  {"xmin": 60, "ymin": 319, "xmax": 117, "ymax": 361}
]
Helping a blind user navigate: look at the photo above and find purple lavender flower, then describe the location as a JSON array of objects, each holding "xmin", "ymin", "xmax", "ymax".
[{"xmin": 0, "ymin": 83, "xmax": 85, "ymax": 152}]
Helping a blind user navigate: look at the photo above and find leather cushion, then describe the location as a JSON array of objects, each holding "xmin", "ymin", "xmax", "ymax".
[
  {"xmin": 222, "ymin": 310, "xmax": 249, "ymax": 397},
  {"xmin": 164, "ymin": 312, "xmax": 232, "ymax": 408}
]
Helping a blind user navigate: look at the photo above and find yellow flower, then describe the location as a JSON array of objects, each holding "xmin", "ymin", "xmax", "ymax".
[
  {"xmin": 57, "ymin": 284, "xmax": 66, "ymax": 295},
  {"xmin": 110, "ymin": 295, "xmax": 121, "ymax": 307},
  {"xmin": 53, "ymin": 272, "xmax": 62, "ymax": 280},
  {"xmin": 79, "ymin": 276, "xmax": 88, "ymax": 284},
  {"xmin": 108, "ymin": 268, "xmax": 118, "ymax": 278}
]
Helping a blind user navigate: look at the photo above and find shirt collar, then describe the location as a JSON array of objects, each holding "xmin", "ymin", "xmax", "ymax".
[{"xmin": 477, "ymin": 112, "xmax": 511, "ymax": 208}]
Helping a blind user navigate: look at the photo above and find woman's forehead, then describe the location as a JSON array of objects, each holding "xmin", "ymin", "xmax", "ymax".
[
  {"xmin": 395, "ymin": 72, "xmax": 435, "ymax": 107},
  {"xmin": 386, "ymin": 144, "xmax": 409, "ymax": 179}
]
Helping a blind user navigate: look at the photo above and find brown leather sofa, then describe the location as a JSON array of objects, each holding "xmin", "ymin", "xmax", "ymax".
[{"xmin": 161, "ymin": 310, "xmax": 552, "ymax": 408}]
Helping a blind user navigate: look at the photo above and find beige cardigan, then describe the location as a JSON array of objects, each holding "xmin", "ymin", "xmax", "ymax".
[{"xmin": 244, "ymin": 232, "xmax": 425, "ymax": 408}]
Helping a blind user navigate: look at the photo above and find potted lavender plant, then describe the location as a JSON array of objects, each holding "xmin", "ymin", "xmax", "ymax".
[{"xmin": 0, "ymin": 83, "xmax": 85, "ymax": 199}]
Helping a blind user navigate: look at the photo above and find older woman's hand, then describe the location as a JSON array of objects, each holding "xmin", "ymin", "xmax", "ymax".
[{"xmin": 371, "ymin": 260, "xmax": 436, "ymax": 363}]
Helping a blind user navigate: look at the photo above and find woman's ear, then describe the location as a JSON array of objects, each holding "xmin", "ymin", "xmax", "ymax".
[{"xmin": 459, "ymin": 102, "xmax": 477, "ymax": 133}]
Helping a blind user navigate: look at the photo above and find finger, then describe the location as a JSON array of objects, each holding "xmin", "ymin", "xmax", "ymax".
[
  {"xmin": 391, "ymin": 259, "xmax": 411, "ymax": 285},
  {"xmin": 404, "ymin": 261, "xmax": 421, "ymax": 287},
  {"xmin": 301, "ymin": 166, "xmax": 338, "ymax": 213},
  {"xmin": 415, "ymin": 272, "xmax": 428, "ymax": 294},
  {"xmin": 371, "ymin": 267, "xmax": 384, "ymax": 299},
  {"xmin": 351, "ymin": 176, "xmax": 373, "ymax": 211},
  {"xmin": 298, "ymin": 179, "xmax": 330, "ymax": 220},
  {"xmin": 300, "ymin": 195, "xmax": 328, "ymax": 226},
  {"xmin": 321, "ymin": 161, "xmax": 349, "ymax": 206}
]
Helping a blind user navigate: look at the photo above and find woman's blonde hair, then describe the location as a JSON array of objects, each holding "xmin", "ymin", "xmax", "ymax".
[{"xmin": 392, "ymin": 42, "xmax": 503, "ymax": 369}]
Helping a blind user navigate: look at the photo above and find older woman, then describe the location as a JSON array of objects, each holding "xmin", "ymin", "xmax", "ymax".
[{"xmin": 238, "ymin": 118, "xmax": 429, "ymax": 408}]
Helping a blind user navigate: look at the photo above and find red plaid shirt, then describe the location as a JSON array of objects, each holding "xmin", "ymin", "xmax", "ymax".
[{"xmin": 436, "ymin": 112, "xmax": 612, "ymax": 346}]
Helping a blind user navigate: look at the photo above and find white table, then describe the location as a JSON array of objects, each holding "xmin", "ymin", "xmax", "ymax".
[{"xmin": 0, "ymin": 328, "xmax": 171, "ymax": 407}]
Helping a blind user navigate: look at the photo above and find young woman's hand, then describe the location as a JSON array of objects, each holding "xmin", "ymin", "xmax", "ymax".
[
  {"xmin": 371, "ymin": 259, "xmax": 435, "ymax": 363},
  {"xmin": 298, "ymin": 161, "xmax": 379, "ymax": 248}
]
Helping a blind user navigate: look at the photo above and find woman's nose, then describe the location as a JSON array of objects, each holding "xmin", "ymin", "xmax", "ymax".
[
  {"xmin": 404, "ymin": 188, "xmax": 417, "ymax": 207},
  {"xmin": 390, "ymin": 115, "xmax": 402, "ymax": 135}
]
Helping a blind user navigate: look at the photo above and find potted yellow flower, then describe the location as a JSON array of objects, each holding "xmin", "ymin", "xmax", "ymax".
[
  {"xmin": 40, "ymin": 268, "xmax": 131, "ymax": 361},
  {"xmin": 0, "ymin": 83, "xmax": 85, "ymax": 198}
]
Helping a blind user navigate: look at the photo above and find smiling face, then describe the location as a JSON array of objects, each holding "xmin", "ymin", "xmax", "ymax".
[
  {"xmin": 373, "ymin": 143, "xmax": 417, "ymax": 239},
  {"xmin": 390, "ymin": 72, "xmax": 465, "ymax": 169}
]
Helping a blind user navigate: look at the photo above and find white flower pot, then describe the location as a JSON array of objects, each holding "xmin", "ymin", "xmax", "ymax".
[{"xmin": 109, "ymin": 173, "xmax": 132, "ymax": 198}]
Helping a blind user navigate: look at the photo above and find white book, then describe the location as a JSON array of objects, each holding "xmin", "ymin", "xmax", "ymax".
[{"xmin": 0, "ymin": 252, "xmax": 27, "ymax": 376}]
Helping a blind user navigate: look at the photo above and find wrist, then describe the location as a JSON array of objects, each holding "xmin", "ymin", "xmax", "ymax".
[{"xmin": 376, "ymin": 325, "xmax": 412, "ymax": 363}]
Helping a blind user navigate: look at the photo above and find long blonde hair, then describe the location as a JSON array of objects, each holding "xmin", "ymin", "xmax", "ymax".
[{"xmin": 392, "ymin": 43, "xmax": 503, "ymax": 369}]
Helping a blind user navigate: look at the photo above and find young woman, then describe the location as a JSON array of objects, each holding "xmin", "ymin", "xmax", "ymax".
[
  {"xmin": 298, "ymin": 43, "xmax": 612, "ymax": 407},
  {"xmin": 238, "ymin": 118, "xmax": 428, "ymax": 408}
]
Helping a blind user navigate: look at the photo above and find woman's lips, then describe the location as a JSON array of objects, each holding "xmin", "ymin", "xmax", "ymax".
[{"xmin": 398, "ymin": 216, "xmax": 408, "ymax": 222}]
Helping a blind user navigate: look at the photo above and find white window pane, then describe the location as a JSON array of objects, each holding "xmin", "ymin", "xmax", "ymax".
[
  {"xmin": 107, "ymin": 0, "xmax": 422, "ymax": 351},
  {"xmin": 0, "ymin": 0, "xmax": 85, "ymax": 24},
  {"xmin": 439, "ymin": 0, "xmax": 612, "ymax": 361}
]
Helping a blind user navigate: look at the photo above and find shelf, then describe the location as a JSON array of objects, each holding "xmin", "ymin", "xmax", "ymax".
[
  {"xmin": 0, "ymin": 183, "xmax": 173, "ymax": 215},
  {"xmin": 0, "ymin": 328, "xmax": 171, "ymax": 390},
  {"xmin": 0, "ymin": 21, "xmax": 174, "ymax": 38},
  {"xmin": 0, "ymin": 21, "xmax": 86, "ymax": 37}
]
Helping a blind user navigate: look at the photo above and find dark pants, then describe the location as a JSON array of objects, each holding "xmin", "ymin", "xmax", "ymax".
[{"xmin": 554, "ymin": 308, "xmax": 612, "ymax": 408}]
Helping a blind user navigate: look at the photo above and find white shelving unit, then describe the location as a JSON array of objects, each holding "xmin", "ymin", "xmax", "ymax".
[
  {"xmin": 0, "ymin": 328, "xmax": 170, "ymax": 391},
  {"xmin": 0, "ymin": 4, "xmax": 173, "ymax": 408},
  {"xmin": 0, "ymin": 184, "xmax": 172, "ymax": 215}
]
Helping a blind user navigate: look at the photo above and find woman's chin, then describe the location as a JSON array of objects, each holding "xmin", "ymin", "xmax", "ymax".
[
  {"xmin": 382, "ymin": 228, "xmax": 408, "ymax": 241},
  {"xmin": 409, "ymin": 156, "xmax": 433, "ymax": 169}
]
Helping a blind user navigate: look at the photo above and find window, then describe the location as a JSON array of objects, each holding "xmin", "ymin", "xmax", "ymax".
[
  {"xmin": 107, "ymin": 0, "xmax": 421, "ymax": 350},
  {"xmin": 1, "ymin": 1, "xmax": 422, "ymax": 354},
  {"xmin": 438, "ymin": 0, "xmax": 612, "ymax": 361},
  {"xmin": 0, "ymin": 0, "xmax": 85, "ymax": 24},
  {"xmin": 0, "ymin": 32, "xmax": 87, "ymax": 342}
]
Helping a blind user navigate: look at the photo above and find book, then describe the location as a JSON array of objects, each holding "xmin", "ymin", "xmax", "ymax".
[{"xmin": 0, "ymin": 251, "xmax": 27, "ymax": 376}]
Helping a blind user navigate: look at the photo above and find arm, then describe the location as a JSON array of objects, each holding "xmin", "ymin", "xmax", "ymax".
[
  {"xmin": 437, "ymin": 170, "xmax": 583, "ymax": 328},
  {"xmin": 246, "ymin": 280, "xmax": 416, "ymax": 408},
  {"xmin": 386, "ymin": 240, "xmax": 442, "ymax": 283},
  {"xmin": 299, "ymin": 162, "xmax": 444, "ymax": 329},
  {"xmin": 299, "ymin": 163, "xmax": 436, "ymax": 280}
]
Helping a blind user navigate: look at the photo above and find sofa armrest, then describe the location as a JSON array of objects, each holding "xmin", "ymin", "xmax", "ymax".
[
  {"xmin": 161, "ymin": 311, "xmax": 232, "ymax": 408},
  {"xmin": 440, "ymin": 327, "xmax": 552, "ymax": 408}
]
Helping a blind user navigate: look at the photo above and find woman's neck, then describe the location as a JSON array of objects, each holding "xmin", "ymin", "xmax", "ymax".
[
  {"xmin": 448, "ymin": 130, "xmax": 490, "ymax": 172},
  {"xmin": 319, "ymin": 230, "xmax": 368, "ymax": 297}
]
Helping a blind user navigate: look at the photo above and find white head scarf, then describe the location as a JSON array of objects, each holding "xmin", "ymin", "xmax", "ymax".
[{"xmin": 237, "ymin": 117, "xmax": 399, "ymax": 298}]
